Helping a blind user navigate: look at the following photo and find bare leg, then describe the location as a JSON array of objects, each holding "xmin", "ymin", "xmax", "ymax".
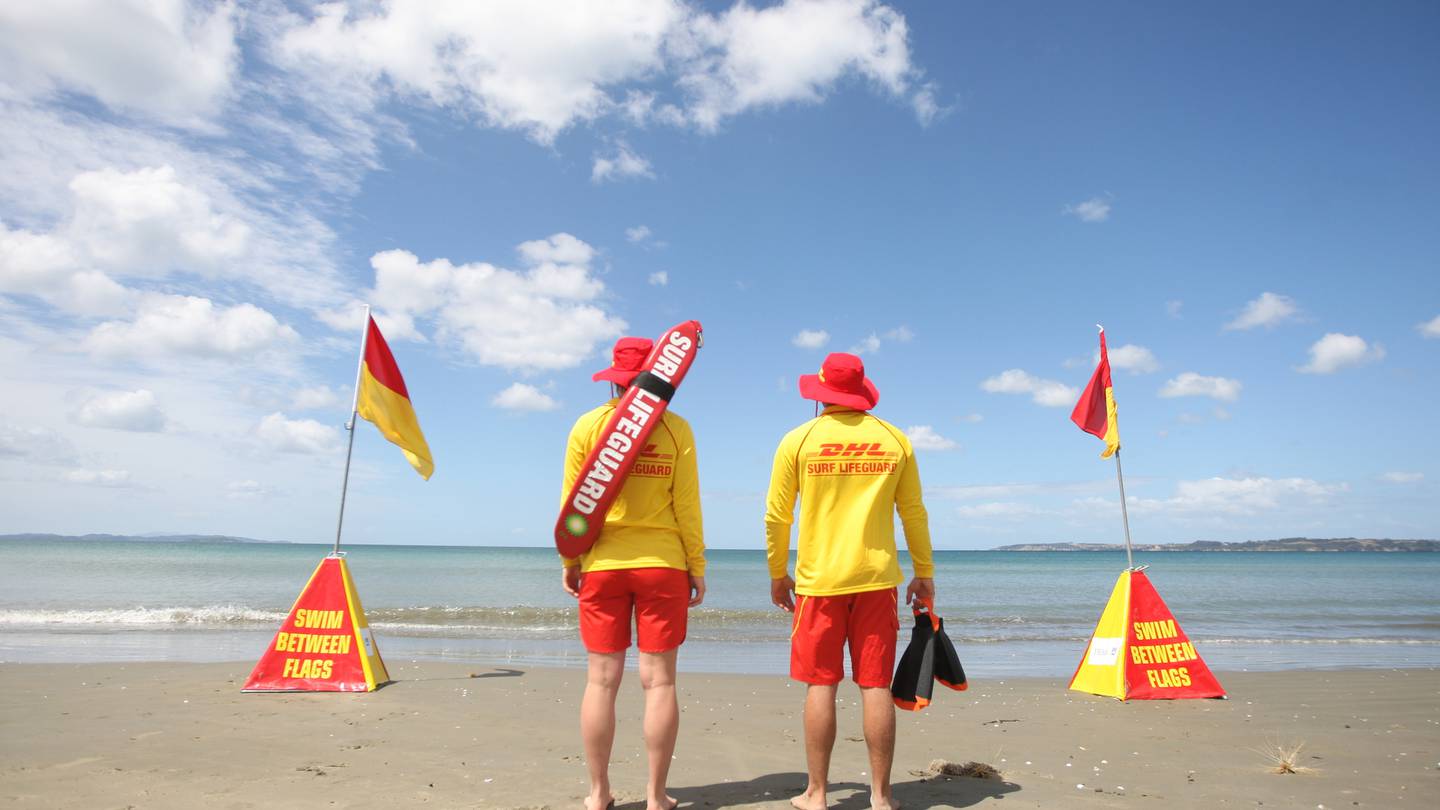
[
  {"xmin": 581, "ymin": 652, "xmax": 625, "ymax": 810},
  {"xmin": 638, "ymin": 649, "xmax": 680, "ymax": 810},
  {"xmin": 792, "ymin": 683, "xmax": 837, "ymax": 809},
  {"xmin": 859, "ymin": 686, "xmax": 898, "ymax": 810}
]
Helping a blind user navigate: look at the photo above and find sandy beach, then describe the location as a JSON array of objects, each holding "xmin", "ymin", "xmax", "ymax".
[{"xmin": 1, "ymin": 662, "xmax": 1435, "ymax": 809}]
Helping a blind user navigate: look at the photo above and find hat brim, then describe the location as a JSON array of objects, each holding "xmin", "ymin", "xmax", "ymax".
[
  {"xmin": 798, "ymin": 374, "xmax": 879, "ymax": 411},
  {"xmin": 592, "ymin": 367, "xmax": 642, "ymax": 386}
]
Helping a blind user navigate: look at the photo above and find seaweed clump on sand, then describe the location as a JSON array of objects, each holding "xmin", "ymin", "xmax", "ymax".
[{"xmin": 911, "ymin": 759, "xmax": 1002, "ymax": 781}]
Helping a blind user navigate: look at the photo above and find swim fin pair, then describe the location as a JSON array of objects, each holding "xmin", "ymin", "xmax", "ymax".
[{"xmin": 891, "ymin": 598, "xmax": 967, "ymax": 711}]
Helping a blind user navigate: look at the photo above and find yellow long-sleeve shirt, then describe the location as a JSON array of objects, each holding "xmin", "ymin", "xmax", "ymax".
[
  {"xmin": 765, "ymin": 406, "xmax": 934, "ymax": 596},
  {"xmin": 561, "ymin": 400, "xmax": 705, "ymax": 575}
]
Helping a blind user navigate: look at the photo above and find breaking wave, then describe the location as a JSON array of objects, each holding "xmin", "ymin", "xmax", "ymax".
[{"xmin": 1, "ymin": 606, "xmax": 1435, "ymax": 647}]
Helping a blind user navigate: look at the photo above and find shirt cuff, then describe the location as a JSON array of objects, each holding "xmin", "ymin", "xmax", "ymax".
[{"xmin": 912, "ymin": 564, "xmax": 935, "ymax": 578}]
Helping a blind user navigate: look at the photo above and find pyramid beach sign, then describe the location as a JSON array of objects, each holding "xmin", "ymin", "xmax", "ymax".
[
  {"xmin": 243, "ymin": 556, "xmax": 389, "ymax": 692},
  {"xmin": 1069, "ymin": 568, "xmax": 1225, "ymax": 701}
]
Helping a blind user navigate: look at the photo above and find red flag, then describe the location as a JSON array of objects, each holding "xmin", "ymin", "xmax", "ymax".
[
  {"xmin": 1071, "ymin": 328, "xmax": 1120, "ymax": 458},
  {"xmin": 356, "ymin": 317, "xmax": 434, "ymax": 479}
]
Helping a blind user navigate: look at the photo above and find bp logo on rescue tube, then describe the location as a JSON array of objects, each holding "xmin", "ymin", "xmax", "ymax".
[{"xmin": 565, "ymin": 514, "xmax": 588, "ymax": 537}]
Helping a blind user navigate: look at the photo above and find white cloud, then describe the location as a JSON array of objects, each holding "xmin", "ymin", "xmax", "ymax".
[
  {"xmin": 369, "ymin": 234, "xmax": 626, "ymax": 371},
  {"xmin": 980, "ymin": 369, "xmax": 1079, "ymax": 407},
  {"xmin": 0, "ymin": 163, "xmax": 348, "ymax": 317},
  {"xmin": 884, "ymin": 325, "xmax": 914, "ymax": 342},
  {"xmin": 851, "ymin": 333, "xmax": 882, "ymax": 354},
  {"xmin": 1159, "ymin": 372, "xmax": 1242, "ymax": 402},
  {"xmin": 63, "ymin": 468, "xmax": 135, "ymax": 488},
  {"xmin": 226, "ymin": 479, "xmax": 269, "ymax": 500},
  {"xmin": 0, "ymin": 424, "xmax": 77, "ymax": 464},
  {"xmin": 911, "ymin": 81, "xmax": 942, "ymax": 126},
  {"xmin": 84, "ymin": 295, "xmax": 299, "ymax": 361},
  {"xmin": 955, "ymin": 502, "xmax": 1038, "ymax": 519},
  {"xmin": 620, "ymin": 90, "xmax": 687, "ymax": 127},
  {"xmin": 1224, "ymin": 292, "xmax": 1300, "ymax": 331},
  {"xmin": 648, "ymin": 271, "xmax": 669, "ymax": 286},
  {"xmin": 256, "ymin": 413, "xmax": 340, "ymax": 455},
  {"xmin": 1063, "ymin": 197, "xmax": 1110, "ymax": 223},
  {"xmin": 931, "ymin": 482, "xmax": 1073, "ymax": 501},
  {"xmin": 64, "ymin": 166, "xmax": 251, "ymax": 275},
  {"xmin": 0, "ymin": 164, "xmax": 254, "ymax": 317},
  {"xmin": 491, "ymin": 382, "xmax": 560, "ymax": 413},
  {"xmin": 792, "ymin": 329, "xmax": 830, "ymax": 349},
  {"xmin": 626, "ymin": 225, "xmax": 653, "ymax": 243},
  {"xmin": 1128, "ymin": 476, "xmax": 1345, "ymax": 516},
  {"xmin": 0, "ymin": 220, "xmax": 131, "ymax": 316},
  {"xmin": 679, "ymin": 0, "xmax": 926, "ymax": 130},
  {"xmin": 592, "ymin": 143, "xmax": 655, "ymax": 183},
  {"xmin": 1166, "ymin": 300, "xmax": 1183, "ymax": 319},
  {"xmin": 957, "ymin": 413, "xmax": 983, "ymax": 423},
  {"xmin": 1105, "ymin": 344, "xmax": 1160, "ymax": 374},
  {"xmin": 1381, "ymin": 471, "xmax": 1423, "ymax": 484},
  {"xmin": 276, "ymin": 0, "xmax": 683, "ymax": 144},
  {"xmin": 904, "ymin": 425, "xmax": 957, "ymax": 451},
  {"xmin": 72, "ymin": 389, "xmax": 166, "ymax": 432},
  {"xmin": 1298, "ymin": 333, "xmax": 1384, "ymax": 374},
  {"xmin": 0, "ymin": 0, "xmax": 240, "ymax": 128},
  {"xmin": 1419, "ymin": 315, "xmax": 1440, "ymax": 338},
  {"xmin": 516, "ymin": 232, "xmax": 597, "ymax": 267},
  {"xmin": 274, "ymin": 1, "xmax": 934, "ymax": 141},
  {"xmin": 292, "ymin": 385, "xmax": 344, "ymax": 412}
]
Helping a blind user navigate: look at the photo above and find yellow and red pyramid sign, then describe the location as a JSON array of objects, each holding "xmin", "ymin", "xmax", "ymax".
[
  {"xmin": 243, "ymin": 556, "xmax": 389, "ymax": 692},
  {"xmin": 1069, "ymin": 569, "xmax": 1224, "ymax": 700}
]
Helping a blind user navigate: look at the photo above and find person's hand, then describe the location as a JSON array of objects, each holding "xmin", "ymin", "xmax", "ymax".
[
  {"xmin": 905, "ymin": 577, "xmax": 935, "ymax": 607},
  {"xmin": 689, "ymin": 575, "xmax": 706, "ymax": 607},
  {"xmin": 562, "ymin": 566, "xmax": 582, "ymax": 598},
  {"xmin": 771, "ymin": 575, "xmax": 796, "ymax": 613}
]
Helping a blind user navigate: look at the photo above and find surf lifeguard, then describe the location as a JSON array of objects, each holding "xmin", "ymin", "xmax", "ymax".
[
  {"xmin": 558, "ymin": 332, "xmax": 707, "ymax": 810},
  {"xmin": 765, "ymin": 351, "xmax": 937, "ymax": 810}
]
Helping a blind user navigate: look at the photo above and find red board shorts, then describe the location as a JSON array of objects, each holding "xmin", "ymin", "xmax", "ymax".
[
  {"xmin": 790, "ymin": 587, "xmax": 899, "ymax": 688},
  {"xmin": 579, "ymin": 567, "xmax": 690, "ymax": 654}
]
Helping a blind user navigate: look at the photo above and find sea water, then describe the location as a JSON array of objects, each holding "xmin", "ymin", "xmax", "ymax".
[{"xmin": 1, "ymin": 538, "xmax": 1436, "ymax": 677}]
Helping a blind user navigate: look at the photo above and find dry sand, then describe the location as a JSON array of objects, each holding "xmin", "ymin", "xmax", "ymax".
[{"xmin": 1, "ymin": 662, "xmax": 1436, "ymax": 809}]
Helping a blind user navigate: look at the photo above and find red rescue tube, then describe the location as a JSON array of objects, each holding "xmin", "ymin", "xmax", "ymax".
[{"xmin": 554, "ymin": 320, "xmax": 703, "ymax": 558}]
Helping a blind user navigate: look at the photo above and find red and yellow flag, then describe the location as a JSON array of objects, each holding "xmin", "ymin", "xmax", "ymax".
[
  {"xmin": 356, "ymin": 317, "xmax": 434, "ymax": 479},
  {"xmin": 1071, "ymin": 328, "xmax": 1120, "ymax": 459}
]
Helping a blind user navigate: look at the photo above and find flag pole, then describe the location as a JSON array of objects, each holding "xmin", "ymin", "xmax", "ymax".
[
  {"xmin": 1113, "ymin": 449, "xmax": 1135, "ymax": 570},
  {"xmin": 333, "ymin": 304, "xmax": 370, "ymax": 556},
  {"xmin": 1092, "ymin": 322, "xmax": 1136, "ymax": 570}
]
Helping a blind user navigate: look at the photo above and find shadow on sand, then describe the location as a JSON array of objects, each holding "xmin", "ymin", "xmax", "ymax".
[
  {"xmin": 389, "ymin": 667, "xmax": 526, "ymax": 684},
  {"xmin": 626, "ymin": 770, "xmax": 1019, "ymax": 809}
]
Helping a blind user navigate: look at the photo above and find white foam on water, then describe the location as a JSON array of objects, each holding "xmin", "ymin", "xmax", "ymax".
[{"xmin": 0, "ymin": 605, "xmax": 285, "ymax": 626}]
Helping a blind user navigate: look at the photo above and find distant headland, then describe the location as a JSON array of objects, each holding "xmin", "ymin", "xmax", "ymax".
[
  {"xmin": 0, "ymin": 533, "xmax": 287, "ymax": 544},
  {"xmin": 991, "ymin": 537, "xmax": 1439, "ymax": 552},
  {"xmin": 4, "ymin": 534, "xmax": 1437, "ymax": 552}
]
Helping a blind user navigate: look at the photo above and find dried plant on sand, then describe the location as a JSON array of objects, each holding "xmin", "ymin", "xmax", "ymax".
[{"xmin": 1252, "ymin": 739, "xmax": 1316, "ymax": 774}]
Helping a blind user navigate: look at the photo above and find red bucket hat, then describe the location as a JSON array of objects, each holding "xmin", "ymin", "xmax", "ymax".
[
  {"xmin": 592, "ymin": 336, "xmax": 653, "ymax": 386},
  {"xmin": 798, "ymin": 352, "xmax": 879, "ymax": 411}
]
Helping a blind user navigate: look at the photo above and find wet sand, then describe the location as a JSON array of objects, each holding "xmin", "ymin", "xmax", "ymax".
[{"xmin": 1, "ymin": 662, "xmax": 1436, "ymax": 808}]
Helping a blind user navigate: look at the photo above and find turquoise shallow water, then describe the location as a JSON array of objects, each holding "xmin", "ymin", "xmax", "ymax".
[{"xmin": 1, "ymin": 539, "xmax": 1437, "ymax": 676}]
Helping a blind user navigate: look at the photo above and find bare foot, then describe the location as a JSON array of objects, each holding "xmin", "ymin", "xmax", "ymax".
[
  {"xmin": 645, "ymin": 796, "xmax": 677, "ymax": 810},
  {"xmin": 583, "ymin": 794, "xmax": 614, "ymax": 810},
  {"xmin": 870, "ymin": 794, "xmax": 900, "ymax": 810},
  {"xmin": 791, "ymin": 788, "xmax": 826, "ymax": 810}
]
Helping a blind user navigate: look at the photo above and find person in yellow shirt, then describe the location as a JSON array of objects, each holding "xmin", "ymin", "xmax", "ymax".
[
  {"xmin": 561, "ymin": 335, "xmax": 706, "ymax": 810},
  {"xmin": 765, "ymin": 352, "xmax": 935, "ymax": 810}
]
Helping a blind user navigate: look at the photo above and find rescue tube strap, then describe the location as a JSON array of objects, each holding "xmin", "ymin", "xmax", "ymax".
[{"xmin": 631, "ymin": 371, "xmax": 676, "ymax": 402}]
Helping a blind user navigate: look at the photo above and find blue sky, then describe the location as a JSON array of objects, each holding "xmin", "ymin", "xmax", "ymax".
[{"xmin": 1, "ymin": 1, "xmax": 1436, "ymax": 549}]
